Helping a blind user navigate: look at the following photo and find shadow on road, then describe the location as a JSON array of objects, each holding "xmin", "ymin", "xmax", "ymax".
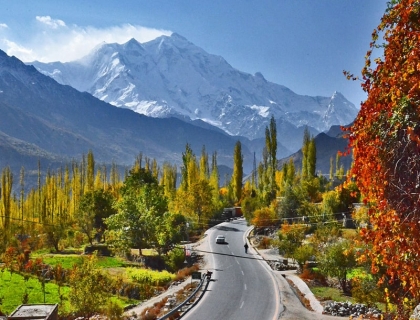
[{"xmin": 213, "ymin": 225, "xmax": 241, "ymax": 232}]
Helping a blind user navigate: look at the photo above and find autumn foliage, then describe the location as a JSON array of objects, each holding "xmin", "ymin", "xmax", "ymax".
[{"xmin": 349, "ymin": 0, "xmax": 420, "ymax": 312}]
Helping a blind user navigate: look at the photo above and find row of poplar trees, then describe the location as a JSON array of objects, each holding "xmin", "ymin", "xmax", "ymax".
[{"xmin": 0, "ymin": 114, "xmax": 324, "ymax": 256}]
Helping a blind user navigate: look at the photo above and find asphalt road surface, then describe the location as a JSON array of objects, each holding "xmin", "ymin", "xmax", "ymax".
[{"xmin": 183, "ymin": 219, "xmax": 280, "ymax": 320}]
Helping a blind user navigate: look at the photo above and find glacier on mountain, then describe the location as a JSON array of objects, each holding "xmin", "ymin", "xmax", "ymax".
[{"xmin": 30, "ymin": 33, "xmax": 359, "ymax": 146}]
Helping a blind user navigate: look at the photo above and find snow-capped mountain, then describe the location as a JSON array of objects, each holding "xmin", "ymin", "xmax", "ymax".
[
  {"xmin": 0, "ymin": 49, "xmax": 253, "ymax": 176},
  {"xmin": 30, "ymin": 33, "xmax": 359, "ymax": 145}
]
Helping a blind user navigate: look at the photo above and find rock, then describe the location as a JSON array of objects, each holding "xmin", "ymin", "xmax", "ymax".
[
  {"xmin": 323, "ymin": 301, "xmax": 381, "ymax": 318},
  {"xmin": 411, "ymin": 304, "xmax": 420, "ymax": 320}
]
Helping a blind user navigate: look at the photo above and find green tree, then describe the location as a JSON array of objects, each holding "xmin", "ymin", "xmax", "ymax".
[
  {"xmin": 199, "ymin": 145, "xmax": 209, "ymax": 180},
  {"xmin": 1, "ymin": 167, "xmax": 13, "ymax": 242},
  {"xmin": 278, "ymin": 184, "xmax": 302, "ymax": 219},
  {"xmin": 161, "ymin": 162, "xmax": 177, "ymax": 202},
  {"xmin": 180, "ymin": 144, "xmax": 194, "ymax": 191},
  {"xmin": 252, "ymin": 206, "xmax": 276, "ymax": 229},
  {"xmin": 301, "ymin": 127, "xmax": 310, "ymax": 180},
  {"xmin": 176, "ymin": 179, "xmax": 214, "ymax": 226},
  {"xmin": 265, "ymin": 115, "xmax": 278, "ymax": 201},
  {"xmin": 77, "ymin": 189, "xmax": 116, "ymax": 245},
  {"xmin": 209, "ymin": 152, "xmax": 220, "ymax": 204},
  {"xmin": 310, "ymin": 224, "xmax": 342, "ymax": 253},
  {"xmin": 86, "ymin": 150, "xmax": 95, "ymax": 192},
  {"xmin": 230, "ymin": 141, "xmax": 243, "ymax": 204},
  {"xmin": 277, "ymin": 223, "xmax": 307, "ymax": 262},
  {"xmin": 294, "ymin": 244, "xmax": 316, "ymax": 271},
  {"xmin": 105, "ymin": 168, "xmax": 167, "ymax": 255},
  {"xmin": 301, "ymin": 127, "xmax": 316, "ymax": 179},
  {"xmin": 318, "ymin": 240, "xmax": 357, "ymax": 293},
  {"xmin": 69, "ymin": 256, "xmax": 109, "ymax": 316},
  {"xmin": 154, "ymin": 212, "xmax": 187, "ymax": 255},
  {"xmin": 329, "ymin": 156, "xmax": 334, "ymax": 182},
  {"xmin": 307, "ymin": 138, "xmax": 316, "ymax": 178},
  {"xmin": 242, "ymin": 188, "xmax": 261, "ymax": 223}
]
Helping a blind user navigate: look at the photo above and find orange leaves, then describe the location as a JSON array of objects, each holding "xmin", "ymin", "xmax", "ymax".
[
  {"xmin": 407, "ymin": 126, "xmax": 420, "ymax": 146},
  {"xmin": 347, "ymin": 0, "xmax": 420, "ymax": 308}
]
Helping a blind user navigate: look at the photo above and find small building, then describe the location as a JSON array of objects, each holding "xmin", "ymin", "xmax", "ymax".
[
  {"xmin": 223, "ymin": 207, "xmax": 242, "ymax": 219},
  {"xmin": 8, "ymin": 304, "xmax": 58, "ymax": 320}
]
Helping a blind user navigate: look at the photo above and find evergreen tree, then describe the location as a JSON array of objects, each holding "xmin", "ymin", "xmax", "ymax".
[
  {"xmin": 308, "ymin": 137, "xmax": 317, "ymax": 178},
  {"xmin": 19, "ymin": 166, "xmax": 24, "ymax": 222},
  {"xmin": 1, "ymin": 167, "xmax": 13, "ymax": 234},
  {"xmin": 265, "ymin": 115, "xmax": 278, "ymax": 199},
  {"xmin": 286, "ymin": 159, "xmax": 296, "ymax": 185},
  {"xmin": 180, "ymin": 144, "xmax": 194, "ymax": 191},
  {"xmin": 161, "ymin": 162, "xmax": 177, "ymax": 202},
  {"xmin": 231, "ymin": 141, "xmax": 243, "ymax": 204},
  {"xmin": 329, "ymin": 157, "xmax": 334, "ymax": 182},
  {"xmin": 209, "ymin": 152, "xmax": 220, "ymax": 203},
  {"xmin": 86, "ymin": 150, "xmax": 95, "ymax": 192},
  {"xmin": 199, "ymin": 146, "xmax": 209, "ymax": 180},
  {"xmin": 301, "ymin": 127, "xmax": 310, "ymax": 180}
]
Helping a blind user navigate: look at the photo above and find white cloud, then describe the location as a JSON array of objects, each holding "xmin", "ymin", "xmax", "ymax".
[
  {"xmin": 36, "ymin": 16, "xmax": 66, "ymax": 29},
  {"xmin": 1, "ymin": 39, "xmax": 33, "ymax": 60},
  {"xmin": 1, "ymin": 17, "xmax": 172, "ymax": 62},
  {"xmin": 0, "ymin": 23, "xmax": 8, "ymax": 29}
]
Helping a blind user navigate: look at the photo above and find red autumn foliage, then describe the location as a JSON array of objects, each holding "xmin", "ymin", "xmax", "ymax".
[{"xmin": 349, "ymin": 0, "xmax": 420, "ymax": 314}]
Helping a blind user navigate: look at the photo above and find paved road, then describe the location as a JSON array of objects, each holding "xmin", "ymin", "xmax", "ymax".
[{"xmin": 182, "ymin": 219, "xmax": 280, "ymax": 320}]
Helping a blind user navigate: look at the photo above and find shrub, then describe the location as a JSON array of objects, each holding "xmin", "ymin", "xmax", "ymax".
[
  {"xmin": 84, "ymin": 244, "xmax": 113, "ymax": 256},
  {"xmin": 351, "ymin": 276, "xmax": 382, "ymax": 307},
  {"xmin": 300, "ymin": 266, "xmax": 327, "ymax": 285},
  {"xmin": 141, "ymin": 306, "xmax": 159, "ymax": 320},
  {"xmin": 126, "ymin": 268, "xmax": 175, "ymax": 287},
  {"xmin": 175, "ymin": 265, "xmax": 199, "ymax": 281},
  {"xmin": 258, "ymin": 236, "xmax": 272, "ymax": 249},
  {"xmin": 164, "ymin": 248, "xmax": 185, "ymax": 272},
  {"xmin": 104, "ymin": 299, "xmax": 124, "ymax": 320},
  {"xmin": 68, "ymin": 256, "xmax": 110, "ymax": 316}
]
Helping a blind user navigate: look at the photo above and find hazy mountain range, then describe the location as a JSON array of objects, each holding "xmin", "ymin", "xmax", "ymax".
[
  {"xmin": 0, "ymin": 33, "xmax": 356, "ymax": 189},
  {"xmin": 0, "ymin": 50, "xmax": 254, "ymax": 185},
  {"xmin": 31, "ymin": 33, "xmax": 358, "ymax": 153}
]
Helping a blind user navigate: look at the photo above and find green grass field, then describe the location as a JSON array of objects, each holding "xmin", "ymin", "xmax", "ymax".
[
  {"xmin": 0, "ymin": 249, "xmax": 164, "ymax": 315},
  {"xmin": 0, "ymin": 269, "xmax": 71, "ymax": 315},
  {"xmin": 33, "ymin": 254, "xmax": 128, "ymax": 270}
]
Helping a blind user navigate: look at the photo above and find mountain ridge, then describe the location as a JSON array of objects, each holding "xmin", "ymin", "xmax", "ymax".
[
  {"xmin": 0, "ymin": 49, "xmax": 255, "ymax": 177},
  {"xmin": 30, "ymin": 33, "xmax": 359, "ymax": 151}
]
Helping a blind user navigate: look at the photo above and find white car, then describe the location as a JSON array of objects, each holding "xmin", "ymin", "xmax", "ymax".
[{"xmin": 215, "ymin": 235, "xmax": 225, "ymax": 244}]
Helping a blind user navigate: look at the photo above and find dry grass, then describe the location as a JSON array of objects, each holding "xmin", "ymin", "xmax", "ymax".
[
  {"xmin": 139, "ymin": 282, "xmax": 199, "ymax": 319},
  {"xmin": 286, "ymin": 279, "xmax": 314, "ymax": 311},
  {"xmin": 174, "ymin": 265, "xmax": 199, "ymax": 281}
]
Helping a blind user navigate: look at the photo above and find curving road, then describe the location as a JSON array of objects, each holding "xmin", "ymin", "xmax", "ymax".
[{"xmin": 183, "ymin": 219, "xmax": 280, "ymax": 320}]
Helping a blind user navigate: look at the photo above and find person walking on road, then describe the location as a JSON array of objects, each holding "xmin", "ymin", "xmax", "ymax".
[{"xmin": 244, "ymin": 243, "xmax": 249, "ymax": 253}]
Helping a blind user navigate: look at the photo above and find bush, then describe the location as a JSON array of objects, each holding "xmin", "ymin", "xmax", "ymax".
[
  {"xmin": 258, "ymin": 236, "xmax": 272, "ymax": 249},
  {"xmin": 300, "ymin": 266, "xmax": 327, "ymax": 285},
  {"xmin": 84, "ymin": 244, "xmax": 113, "ymax": 256},
  {"xmin": 164, "ymin": 248, "xmax": 185, "ymax": 272},
  {"xmin": 126, "ymin": 268, "xmax": 175, "ymax": 287},
  {"xmin": 104, "ymin": 299, "xmax": 124, "ymax": 320},
  {"xmin": 351, "ymin": 276, "xmax": 383, "ymax": 307},
  {"xmin": 175, "ymin": 265, "xmax": 199, "ymax": 281}
]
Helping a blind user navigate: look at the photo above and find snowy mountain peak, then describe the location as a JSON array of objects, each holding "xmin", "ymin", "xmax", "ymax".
[
  {"xmin": 122, "ymin": 38, "xmax": 145, "ymax": 52},
  {"xmin": 30, "ymin": 33, "xmax": 358, "ymax": 147}
]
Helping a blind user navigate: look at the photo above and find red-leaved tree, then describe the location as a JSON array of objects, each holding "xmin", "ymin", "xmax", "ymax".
[{"xmin": 348, "ymin": 0, "xmax": 420, "ymax": 316}]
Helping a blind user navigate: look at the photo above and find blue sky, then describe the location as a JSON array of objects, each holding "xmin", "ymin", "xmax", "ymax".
[{"xmin": 0, "ymin": 0, "xmax": 387, "ymax": 106}]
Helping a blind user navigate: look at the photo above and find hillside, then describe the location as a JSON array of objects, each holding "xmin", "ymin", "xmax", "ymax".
[{"xmin": 0, "ymin": 50, "xmax": 254, "ymax": 180}]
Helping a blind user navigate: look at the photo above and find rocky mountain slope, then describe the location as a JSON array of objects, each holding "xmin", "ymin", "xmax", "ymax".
[
  {"xmin": 0, "ymin": 50, "xmax": 254, "ymax": 180},
  {"xmin": 278, "ymin": 125, "xmax": 352, "ymax": 176},
  {"xmin": 31, "ymin": 33, "xmax": 359, "ymax": 152}
]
